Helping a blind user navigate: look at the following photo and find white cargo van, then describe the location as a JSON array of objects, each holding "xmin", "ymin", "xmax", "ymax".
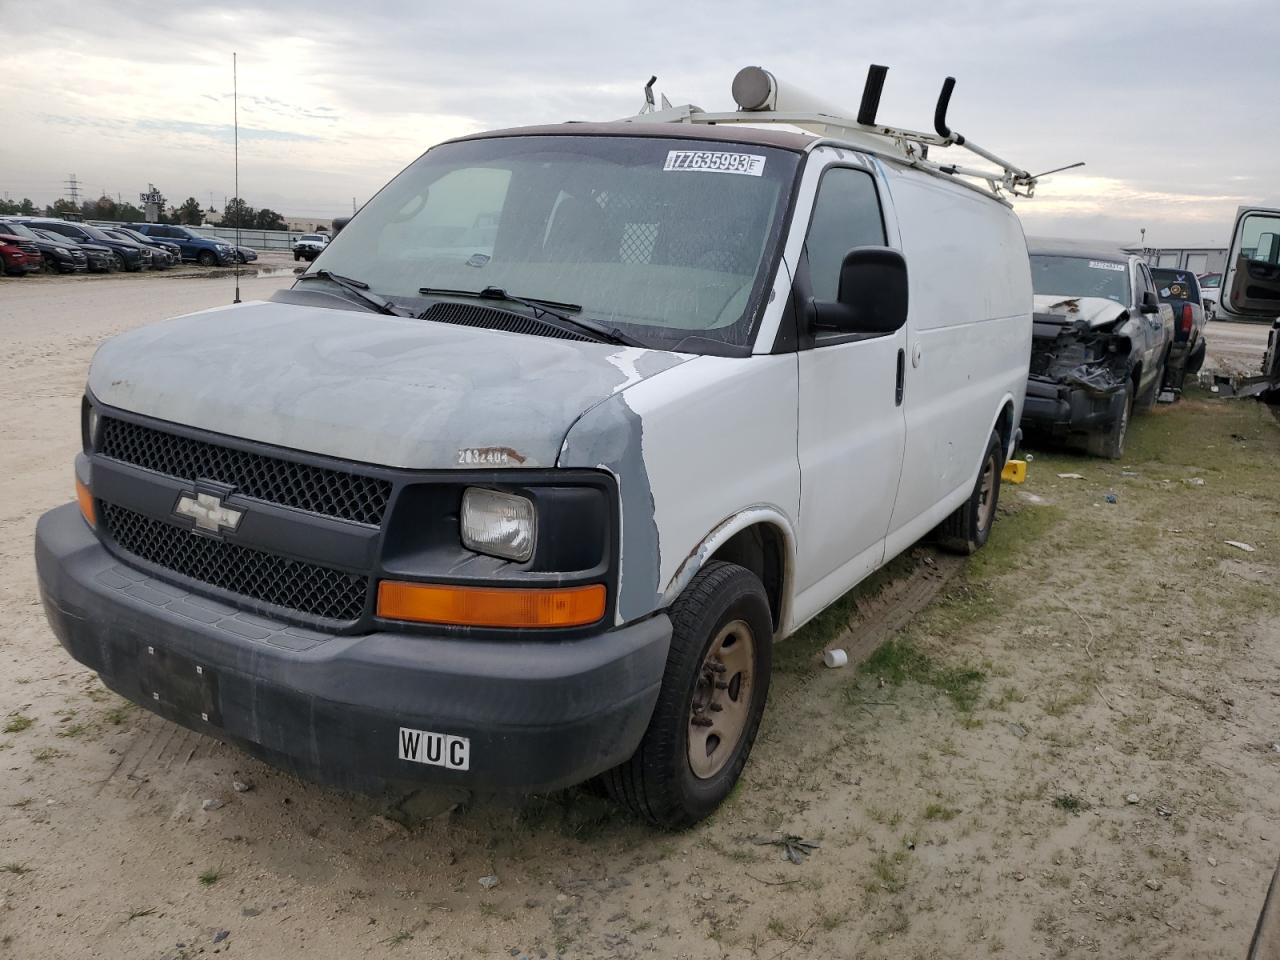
[{"xmin": 36, "ymin": 66, "xmax": 1034, "ymax": 827}]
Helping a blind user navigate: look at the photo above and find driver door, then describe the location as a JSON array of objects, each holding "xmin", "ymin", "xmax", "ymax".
[
  {"xmin": 791, "ymin": 160, "xmax": 907, "ymax": 624},
  {"xmin": 1221, "ymin": 207, "xmax": 1280, "ymax": 320}
]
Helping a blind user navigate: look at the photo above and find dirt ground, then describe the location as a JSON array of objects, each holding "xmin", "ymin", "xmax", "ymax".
[{"xmin": 1, "ymin": 275, "xmax": 1278, "ymax": 960}]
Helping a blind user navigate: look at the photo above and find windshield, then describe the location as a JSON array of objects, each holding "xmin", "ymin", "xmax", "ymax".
[
  {"xmin": 311, "ymin": 135, "xmax": 800, "ymax": 353},
  {"xmin": 0, "ymin": 221, "xmax": 38, "ymax": 240},
  {"xmin": 1030, "ymin": 255, "xmax": 1130, "ymax": 305},
  {"xmin": 1151, "ymin": 268, "xmax": 1200, "ymax": 303},
  {"xmin": 300, "ymin": 235, "xmax": 325, "ymax": 242}
]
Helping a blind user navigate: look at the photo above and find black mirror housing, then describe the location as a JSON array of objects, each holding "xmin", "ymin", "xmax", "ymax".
[
  {"xmin": 809, "ymin": 247, "xmax": 909, "ymax": 335},
  {"xmin": 1140, "ymin": 290, "xmax": 1160, "ymax": 314}
]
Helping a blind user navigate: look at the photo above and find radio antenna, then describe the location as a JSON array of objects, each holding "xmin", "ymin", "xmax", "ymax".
[{"xmin": 233, "ymin": 51, "xmax": 241, "ymax": 305}]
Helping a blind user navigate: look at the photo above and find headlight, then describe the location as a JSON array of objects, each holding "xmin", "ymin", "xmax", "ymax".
[
  {"xmin": 56, "ymin": 247, "xmax": 70, "ymax": 255},
  {"xmin": 460, "ymin": 488, "xmax": 535, "ymax": 562}
]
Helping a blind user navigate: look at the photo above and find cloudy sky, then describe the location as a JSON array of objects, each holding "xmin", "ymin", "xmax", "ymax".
[{"xmin": 0, "ymin": 0, "xmax": 1274, "ymax": 246}]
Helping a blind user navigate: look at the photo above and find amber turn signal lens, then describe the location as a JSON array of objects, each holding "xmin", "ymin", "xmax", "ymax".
[
  {"xmin": 76, "ymin": 478, "xmax": 96, "ymax": 528},
  {"xmin": 377, "ymin": 581, "xmax": 606, "ymax": 628}
]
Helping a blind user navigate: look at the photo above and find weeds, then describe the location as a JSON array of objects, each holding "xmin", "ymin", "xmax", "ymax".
[
  {"xmin": 859, "ymin": 638, "xmax": 986, "ymax": 712},
  {"xmin": 198, "ymin": 867, "xmax": 222, "ymax": 886},
  {"xmin": 4, "ymin": 714, "xmax": 33, "ymax": 734},
  {"xmin": 1, "ymin": 863, "xmax": 31, "ymax": 875},
  {"xmin": 1053, "ymin": 794, "xmax": 1089, "ymax": 815}
]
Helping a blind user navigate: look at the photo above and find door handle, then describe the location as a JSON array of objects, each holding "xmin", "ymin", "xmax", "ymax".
[{"xmin": 895, "ymin": 348, "xmax": 905, "ymax": 406}]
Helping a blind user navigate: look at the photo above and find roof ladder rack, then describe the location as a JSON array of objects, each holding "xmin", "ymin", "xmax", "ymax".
[{"xmin": 623, "ymin": 65, "xmax": 1084, "ymax": 201}]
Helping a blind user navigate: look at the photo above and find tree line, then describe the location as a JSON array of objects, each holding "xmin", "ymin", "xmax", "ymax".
[{"xmin": 0, "ymin": 194, "xmax": 288, "ymax": 231}]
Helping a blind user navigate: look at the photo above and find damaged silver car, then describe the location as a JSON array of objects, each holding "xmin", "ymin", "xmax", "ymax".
[{"xmin": 1021, "ymin": 240, "xmax": 1174, "ymax": 458}]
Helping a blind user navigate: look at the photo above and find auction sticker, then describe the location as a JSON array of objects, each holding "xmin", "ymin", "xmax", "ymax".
[
  {"xmin": 664, "ymin": 150, "xmax": 766, "ymax": 176},
  {"xmin": 399, "ymin": 726, "xmax": 470, "ymax": 771},
  {"xmin": 1088, "ymin": 260, "xmax": 1126, "ymax": 271}
]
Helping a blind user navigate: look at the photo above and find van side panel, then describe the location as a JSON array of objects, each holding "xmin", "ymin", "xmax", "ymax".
[
  {"xmin": 558, "ymin": 354, "xmax": 800, "ymax": 627},
  {"xmin": 881, "ymin": 165, "xmax": 1031, "ymax": 550}
]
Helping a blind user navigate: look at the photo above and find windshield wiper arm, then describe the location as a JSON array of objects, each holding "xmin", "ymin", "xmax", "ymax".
[
  {"xmin": 297, "ymin": 270, "xmax": 407, "ymax": 316},
  {"xmin": 417, "ymin": 286, "xmax": 643, "ymax": 347}
]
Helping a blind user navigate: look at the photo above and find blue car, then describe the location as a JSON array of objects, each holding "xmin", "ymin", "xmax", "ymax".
[{"xmin": 123, "ymin": 223, "xmax": 236, "ymax": 266}]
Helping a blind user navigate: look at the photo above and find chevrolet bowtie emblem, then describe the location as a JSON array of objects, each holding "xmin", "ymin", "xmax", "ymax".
[{"xmin": 174, "ymin": 491, "xmax": 244, "ymax": 535}]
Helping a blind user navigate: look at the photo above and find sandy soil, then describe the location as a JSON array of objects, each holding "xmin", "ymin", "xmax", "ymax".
[{"xmin": 1, "ymin": 275, "xmax": 1279, "ymax": 960}]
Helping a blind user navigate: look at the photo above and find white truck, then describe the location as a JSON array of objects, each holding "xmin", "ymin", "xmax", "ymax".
[{"xmin": 36, "ymin": 66, "xmax": 1039, "ymax": 827}]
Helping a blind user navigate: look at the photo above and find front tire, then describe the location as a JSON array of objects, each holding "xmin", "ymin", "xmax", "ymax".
[
  {"xmin": 197, "ymin": 250, "xmax": 217, "ymax": 267},
  {"xmin": 1085, "ymin": 382, "xmax": 1133, "ymax": 460},
  {"xmin": 602, "ymin": 561, "xmax": 772, "ymax": 829},
  {"xmin": 938, "ymin": 430, "xmax": 1003, "ymax": 555}
]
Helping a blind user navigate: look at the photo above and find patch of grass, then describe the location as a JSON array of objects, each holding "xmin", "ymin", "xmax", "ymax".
[
  {"xmin": 56, "ymin": 722, "xmax": 90, "ymax": 739},
  {"xmin": 31, "ymin": 747, "xmax": 62, "ymax": 762},
  {"xmin": 859, "ymin": 638, "xmax": 986, "ymax": 712},
  {"xmin": 198, "ymin": 867, "xmax": 222, "ymax": 886},
  {"xmin": 966, "ymin": 503, "xmax": 1065, "ymax": 581},
  {"xmin": 379, "ymin": 929, "xmax": 414, "ymax": 947},
  {"xmin": 1, "ymin": 863, "xmax": 32, "ymax": 875},
  {"xmin": 103, "ymin": 704, "xmax": 133, "ymax": 725},
  {"xmin": 777, "ymin": 552, "xmax": 921, "ymax": 674},
  {"xmin": 924, "ymin": 803, "xmax": 959, "ymax": 822},
  {"xmin": 4, "ymin": 714, "xmax": 33, "ymax": 734},
  {"xmin": 1052, "ymin": 794, "xmax": 1089, "ymax": 815},
  {"xmin": 865, "ymin": 850, "xmax": 908, "ymax": 895}
]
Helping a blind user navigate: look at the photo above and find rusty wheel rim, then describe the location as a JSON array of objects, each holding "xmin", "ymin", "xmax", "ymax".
[
  {"xmin": 976, "ymin": 452, "xmax": 997, "ymax": 531},
  {"xmin": 688, "ymin": 619, "xmax": 755, "ymax": 780}
]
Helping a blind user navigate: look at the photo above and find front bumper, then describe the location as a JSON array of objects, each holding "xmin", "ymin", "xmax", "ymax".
[
  {"xmin": 36, "ymin": 503, "xmax": 670, "ymax": 793},
  {"xmin": 1021, "ymin": 376, "xmax": 1126, "ymax": 437}
]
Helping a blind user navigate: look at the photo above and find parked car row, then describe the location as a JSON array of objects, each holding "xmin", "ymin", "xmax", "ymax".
[{"xmin": 0, "ymin": 216, "xmax": 258, "ymax": 277}]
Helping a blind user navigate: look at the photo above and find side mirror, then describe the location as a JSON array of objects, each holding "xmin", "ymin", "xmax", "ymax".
[
  {"xmin": 1140, "ymin": 290, "xmax": 1160, "ymax": 314},
  {"xmin": 809, "ymin": 247, "xmax": 909, "ymax": 335}
]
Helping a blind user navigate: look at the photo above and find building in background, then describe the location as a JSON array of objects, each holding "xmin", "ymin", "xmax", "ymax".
[{"xmin": 1124, "ymin": 246, "xmax": 1228, "ymax": 275}]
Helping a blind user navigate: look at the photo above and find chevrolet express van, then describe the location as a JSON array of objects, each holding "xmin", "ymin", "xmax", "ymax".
[{"xmin": 36, "ymin": 68, "xmax": 1034, "ymax": 827}]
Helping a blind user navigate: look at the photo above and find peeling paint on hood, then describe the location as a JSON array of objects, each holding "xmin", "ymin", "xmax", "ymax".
[
  {"xmin": 1033, "ymin": 294, "xmax": 1129, "ymax": 329},
  {"xmin": 88, "ymin": 300, "xmax": 689, "ymax": 469}
]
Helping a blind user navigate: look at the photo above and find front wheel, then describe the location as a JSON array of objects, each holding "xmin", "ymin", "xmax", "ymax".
[
  {"xmin": 601, "ymin": 561, "xmax": 772, "ymax": 829},
  {"xmin": 1086, "ymin": 382, "xmax": 1134, "ymax": 460},
  {"xmin": 197, "ymin": 250, "xmax": 217, "ymax": 267},
  {"xmin": 938, "ymin": 430, "xmax": 1003, "ymax": 555}
]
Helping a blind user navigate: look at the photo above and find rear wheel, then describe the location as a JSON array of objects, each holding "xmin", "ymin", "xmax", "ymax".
[
  {"xmin": 1086, "ymin": 382, "xmax": 1133, "ymax": 460},
  {"xmin": 1185, "ymin": 339, "xmax": 1207, "ymax": 378},
  {"xmin": 601, "ymin": 561, "xmax": 772, "ymax": 829},
  {"xmin": 937, "ymin": 430, "xmax": 1003, "ymax": 555}
]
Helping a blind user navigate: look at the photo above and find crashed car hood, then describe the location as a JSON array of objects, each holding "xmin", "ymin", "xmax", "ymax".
[
  {"xmin": 88, "ymin": 299, "xmax": 689, "ymax": 469},
  {"xmin": 1033, "ymin": 294, "xmax": 1130, "ymax": 329}
]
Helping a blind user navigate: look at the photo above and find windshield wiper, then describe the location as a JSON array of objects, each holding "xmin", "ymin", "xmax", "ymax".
[
  {"xmin": 296, "ymin": 270, "xmax": 407, "ymax": 316},
  {"xmin": 417, "ymin": 286, "xmax": 643, "ymax": 347}
]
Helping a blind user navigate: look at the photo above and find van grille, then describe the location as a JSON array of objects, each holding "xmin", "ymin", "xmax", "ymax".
[
  {"xmin": 99, "ymin": 417, "xmax": 391, "ymax": 526},
  {"xmin": 100, "ymin": 503, "xmax": 369, "ymax": 622}
]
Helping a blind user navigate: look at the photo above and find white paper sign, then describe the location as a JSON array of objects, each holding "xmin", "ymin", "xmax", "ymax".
[{"xmin": 663, "ymin": 151, "xmax": 766, "ymax": 176}]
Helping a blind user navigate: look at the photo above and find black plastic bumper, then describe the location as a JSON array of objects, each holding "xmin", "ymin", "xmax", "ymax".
[
  {"xmin": 35, "ymin": 503, "xmax": 671, "ymax": 793},
  {"xmin": 1021, "ymin": 376, "xmax": 1125, "ymax": 437}
]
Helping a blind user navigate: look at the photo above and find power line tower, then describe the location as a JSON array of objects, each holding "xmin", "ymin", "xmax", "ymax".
[{"xmin": 65, "ymin": 174, "xmax": 82, "ymax": 205}]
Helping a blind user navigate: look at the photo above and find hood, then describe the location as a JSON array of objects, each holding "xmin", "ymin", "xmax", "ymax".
[
  {"xmin": 88, "ymin": 299, "xmax": 690, "ymax": 470},
  {"xmin": 1032, "ymin": 294, "xmax": 1130, "ymax": 329}
]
